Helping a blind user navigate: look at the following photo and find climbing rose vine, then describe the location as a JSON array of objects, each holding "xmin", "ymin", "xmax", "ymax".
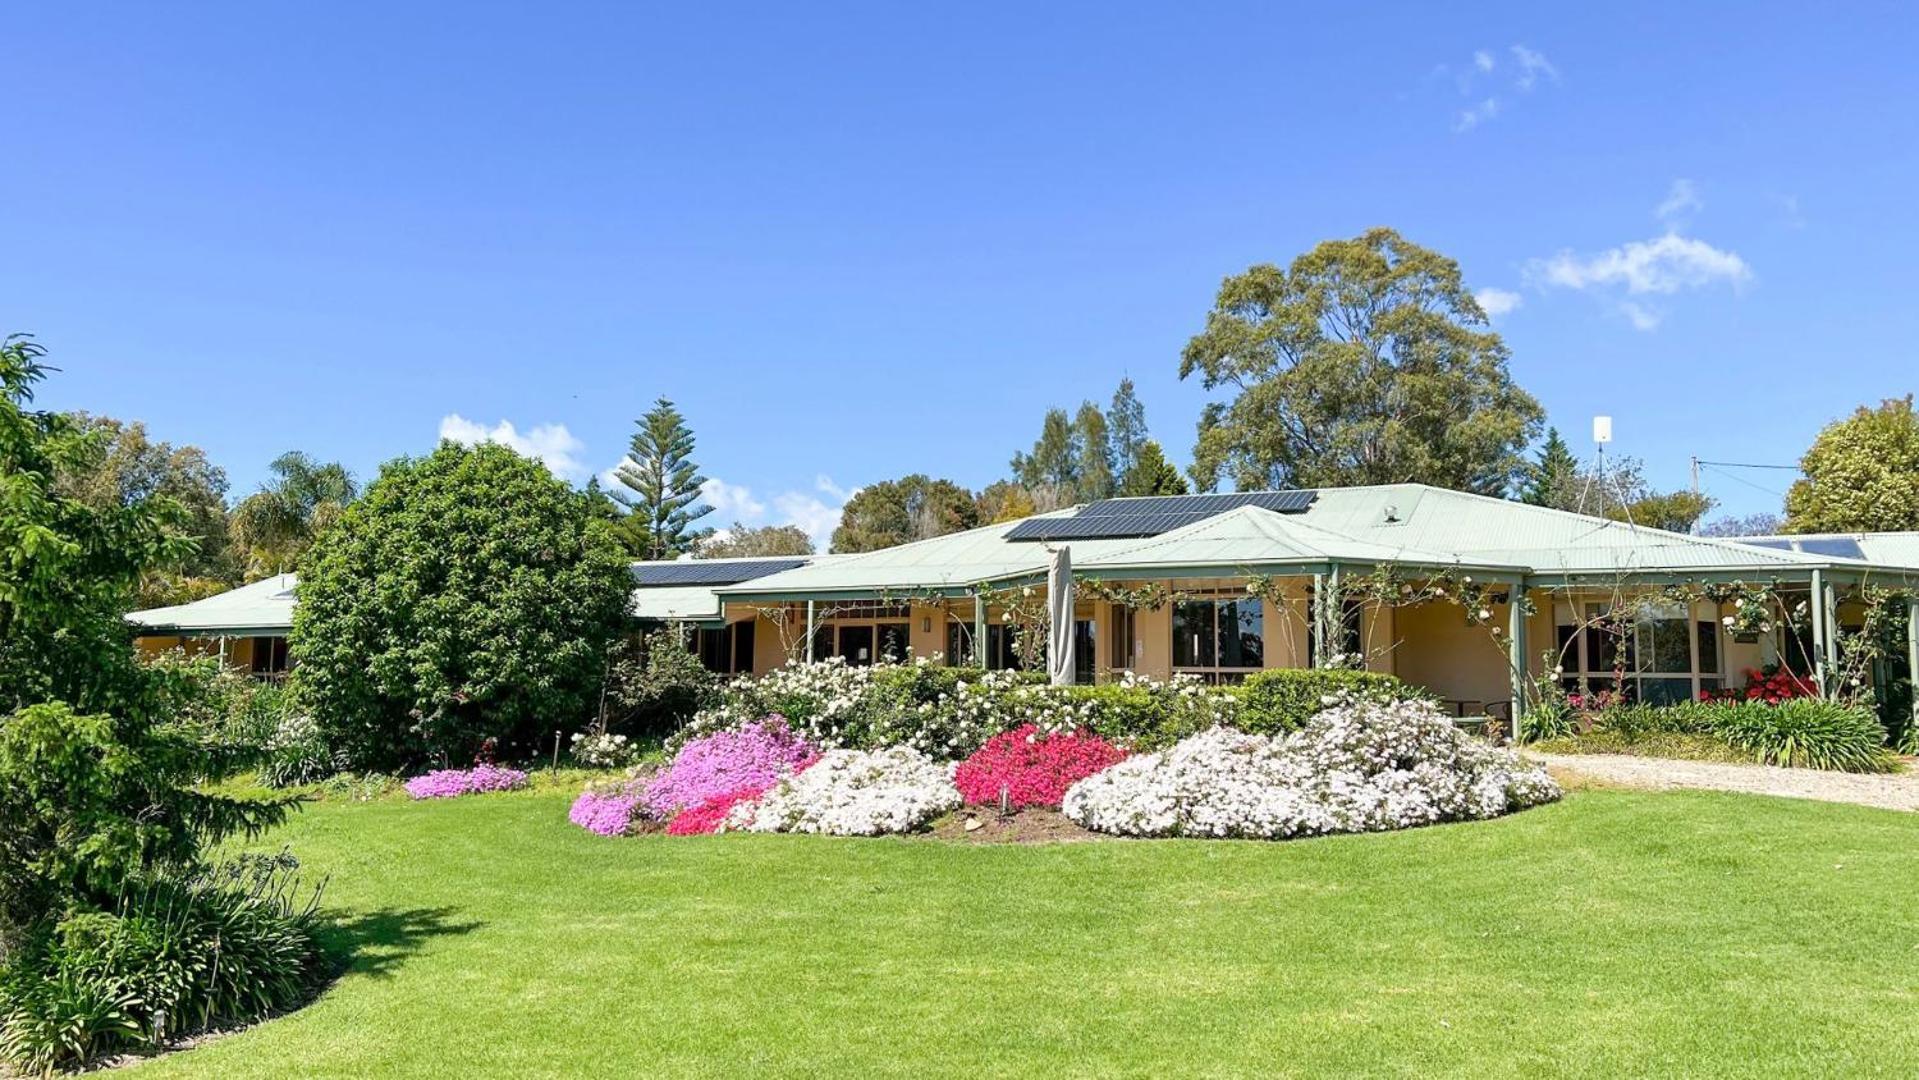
[{"xmin": 953, "ymin": 725, "xmax": 1128, "ymax": 809}]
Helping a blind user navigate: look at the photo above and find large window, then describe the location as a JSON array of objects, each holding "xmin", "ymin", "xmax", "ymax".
[
  {"xmin": 249, "ymin": 636, "xmax": 291, "ymax": 679},
  {"xmin": 810, "ymin": 620, "xmax": 910, "ymax": 667},
  {"xmin": 1172, "ymin": 595, "xmax": 1263, "ymax": 683},
  {"xmin": 1107, "ymin": 605, "xmax": 1136, "ymax": 671},
  {"xmin": 1306, "ymin": 595, "xmax": 1364, "ymax": 669},
  {"xmin": 1557, "ymin": 602, "xmax": 1722, "ymax": 703},
  {"xmin": 693, "ymin": 621, "xmax": 756, "ymax": 675}
]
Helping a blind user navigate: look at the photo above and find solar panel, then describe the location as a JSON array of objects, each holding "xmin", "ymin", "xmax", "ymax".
[
  {"xmin": 629, "ymin": 558, "xmax": 810, "ymax": 586},
  {"xmin": 1005, "ymin": 490, "xmax": 1317, "ymax": 542},
  {"xmin": 1739, "ymin": 538, "xmax": 1797, "ymax": 552},
  {"xmin": 1795, "ymin": 537, "xmax": 1867, "ymax": 560}
]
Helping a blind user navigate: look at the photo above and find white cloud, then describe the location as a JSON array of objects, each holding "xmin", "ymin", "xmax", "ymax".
[
  {"xmin": 1655, "ymin": 179, "xmax": 1702, "ymax": 226},
  {"xmin": 1529, "ymin": 232, "xmax": 1752, "ymax": 296},
  {"xmin": 1510, "ymin": 45, "xmax": 1559, "ymax": 90},
  {"xmin": 1445, "ymin": 45, "xmax": 1558, "ymax": 132},
  {"xmin": 1454, "ymin": 98, "xmax": 1501, "ymax": 132},
  {"xmin": 701, "ymin": 476, "xmax": 765, "ymax": 521},
  {"xmin": 1475, "ymin": 287, "xmax": 1524, "ymax": 317},
  {"xmin": 438, "ymin": 414, "xmax": 587, "ymax": 480},
  {"xmin": 1619, "ymin": 301, "xmax": 1663, "ymax": 331}
]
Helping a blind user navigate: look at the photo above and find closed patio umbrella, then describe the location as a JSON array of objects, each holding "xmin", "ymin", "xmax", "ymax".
[{"xmin": 1047, "ymin": 545, "xmax": 1075, "ymax": 686}]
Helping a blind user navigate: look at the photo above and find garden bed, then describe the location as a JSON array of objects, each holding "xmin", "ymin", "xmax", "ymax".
[{"xmin": 926, "ymin": 808, "xmax": 1104, "ymax": 844}]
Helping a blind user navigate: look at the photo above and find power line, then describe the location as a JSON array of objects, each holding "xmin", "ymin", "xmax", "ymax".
[{"xmin": 1693, "ymin": 459, "xmax": 1799, "ymax": 471}]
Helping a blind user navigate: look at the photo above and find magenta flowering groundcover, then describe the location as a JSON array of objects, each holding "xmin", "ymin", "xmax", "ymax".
[
  {"xmin": 644, "ymin": 716, "xmax": 817, "ymax": 817},
  {"xmin": 404, "ymin": 764, "xmax": 530, "ymax": 800},
  {"xmin": 569, "ymin": 787, "xmax": 646, "ymax": 836}
]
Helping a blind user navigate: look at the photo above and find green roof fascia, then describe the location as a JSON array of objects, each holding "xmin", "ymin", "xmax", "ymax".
[
  {"xmin": 1520, "ymin": 564, "xmax": 1912, "ymax": 589},
  {"xmin": 131, "ymin": 624, "xmax": 292, "ymax": 638},
  {"xmin": 715, "ymin": 584, "xmax": 983, "ymax": 604}
]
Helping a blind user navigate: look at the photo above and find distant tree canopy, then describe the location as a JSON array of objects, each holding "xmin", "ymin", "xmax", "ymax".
[
  {"xmin": 1180, "ymin": 228, "xmax": 1543, "ymax": 495},
  {"xmin": 696, "ymin": 522, "xmax": 814, "ymax": 558},
  {"xmin": 831, "ymin": 475, "xmax": 979, "ymax": 553},
  {"xmin": 609, "ymin": 397, "xmax": 714, "ymax": 560},
  {"xmin": 1008, "ymin": 378, "xmax": 1178, "ymax": 508},
  {"xmin": 974, "ymin": 480, "xmax": 1038, "ymax": 524},
  {"xmin": 55, "ymin": 413, "xmax": 239, "ymax": 606},
  {"xmin": 1784, "ymin": 396, "xmax": 1919, "ymax": 533},
  {"xmin": 1698, "ymin": 512, "xmax": 1783, "ymax": 538},
  {"xmin": 229, "ymin": 450, "xmax": 357, "ymax": 579},
  {"xmin": 1519, "ymin": 427, "xmax": 1579, "ymax": 508},
  {"xmin": 1117, "ymin": 440, "xmax": 1189, "ymax": 497},
  {"xmin": 292, "ymin": 442, "xmax": 632, "ymax": 770},
  {"xmin": 1532, "ymin": 452, "xmax": 1714, "ymax": 533}
]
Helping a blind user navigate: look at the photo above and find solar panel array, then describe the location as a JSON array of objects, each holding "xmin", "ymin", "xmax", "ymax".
[
  {"xmin": 629, "ymin": 558, "xmax": 810, "ymax": 587},
  {"xmin": 1794, "ymin": 537, "xmax": 1867, "ymax": 560},
  {"xmin": 1005, "ymin": 490, "xmax": 1317, "ymax": 542},
  {"xmin": 1735, "ymin": 537, "xmax": 1869, "ymax": 561}
]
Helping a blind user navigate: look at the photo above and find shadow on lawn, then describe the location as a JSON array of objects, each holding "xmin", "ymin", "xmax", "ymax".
[{"xmin": 319, "ymin": 906, "xmax": 484, "ymax": 980}]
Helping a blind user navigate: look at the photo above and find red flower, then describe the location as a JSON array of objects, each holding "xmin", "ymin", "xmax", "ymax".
[{"xmin": 954, "ymin": 725, "xmax": 1128, "ymax": 810}]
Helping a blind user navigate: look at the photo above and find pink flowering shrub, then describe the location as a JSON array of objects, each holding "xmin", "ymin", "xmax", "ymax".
[
  {"xmin": 404, "ymin": 764, "xmax": 529, "ymax": 799},
  {"xmin": 953, "ymin": 725, "xmax": 1128, "ymax": 809},
  {"xmin": 644, "ymin": 716, "xmax": 816, "ymax": 817},
  {"xmin": 569, "ymin": 787, "xmax": 647, "ymax": 836},
  {"xmin": 666, "ymin": 786, "xmax": 769, "ymax": 836}
]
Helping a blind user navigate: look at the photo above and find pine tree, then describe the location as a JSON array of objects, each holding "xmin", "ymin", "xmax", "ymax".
[
  {"xmin": 1010, "ymin": 408, "xmax": 1080, "ymax": 499},
  {"xmin": 1521, "ymin": 427, "xmax": 1579, "ymax": 507},
  {"xmin": 611, "ymin": 398, "xmax": 714, "ymax": 560},
  {"xmin": 1118, "ymin": 440, "xmax": 1190, "ymax": 497},
  {"xmin": 1074, "ymin": 402, "xmax": 1115, "ymax": 501},
  {"xmin": 1108, "ymin": 377, "xmax": 1148, "ymax": 482}
]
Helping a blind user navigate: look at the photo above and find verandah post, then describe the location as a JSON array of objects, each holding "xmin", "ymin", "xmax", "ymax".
[
  {"xmin": 973, "ymin": 590, "xmax": 987, "ymax": 668},
  {"xmin": 805, "ymin": 599, "xmax": 816, "ymax": 662},
  {"xmin": 1810, "ymin": 569, "xmax": 1828, "ymax": 693},
  {"xmin": 1508, "ymin": 577, "xmax": 1528, "ymax": 743},
  {"xmin": 1311, "ymin": 571, "xmax": 1327, "ymax": 667},
  {"xmin": 1907, "ymin": 597, "xmax": 1918, "ymax": 734}
]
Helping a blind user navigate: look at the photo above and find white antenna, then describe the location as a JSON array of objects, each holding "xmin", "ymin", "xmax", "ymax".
[
  {"xmin": 1576, "ymin": 416, "xmax": 1617, "ymax": 518},
  {"xmin": 1591, "ymin": 416, "xmax": 1613, "ymax": 445}
]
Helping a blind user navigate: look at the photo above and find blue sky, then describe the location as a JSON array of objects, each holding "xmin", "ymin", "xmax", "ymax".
[{"xmin": 6, "ymin": 2, "xmax": 1916, "ymax": 541}]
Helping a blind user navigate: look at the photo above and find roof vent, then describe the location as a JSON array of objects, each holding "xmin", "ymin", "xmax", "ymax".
[{"xmin": 1381, "ymin": 504, "xmax": 1401, "ymax": 523}]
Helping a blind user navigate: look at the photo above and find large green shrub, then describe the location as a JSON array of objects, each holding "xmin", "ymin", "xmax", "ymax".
[
  {"xmin": 291, "ymin": 442, "xmax": 634, "ymax": 771},
  {"xmin": 1235, "ymin": 669, "xmax": 1430, "ymax": 736},
  {"xmin": 599, "ymin": 632, "xmax": 719, "ymax": 741}
]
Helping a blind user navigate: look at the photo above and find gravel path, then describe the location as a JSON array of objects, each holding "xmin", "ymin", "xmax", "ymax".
[{"xmin": 1531, "ymin": 752, "xmax": 1919, "ymax": 812}]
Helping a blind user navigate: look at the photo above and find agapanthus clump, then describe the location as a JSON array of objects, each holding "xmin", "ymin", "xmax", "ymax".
[
  {"xmin": 732, "ymin": 746, "xmax": 961, "ymax": 836},
  {"xmin": 953, "ymin": 725, "xmax": 1128, "ymax": 809},
  {"xmin": 404, "ymin": 763, "xmax": 529, "ymax": 800},
  {"xmin": 1062, "ymin": 699, "xmax": 1559, "ymax": 839},
  {"xmin": 644, "ymin": 716, "xmax": 817, "ymax": 817}
]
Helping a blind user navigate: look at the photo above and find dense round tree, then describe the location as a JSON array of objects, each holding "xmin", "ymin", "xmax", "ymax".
[
  {"xmin": 1784, "ymin": 397, "xmax": 1919, "ymax": 533},
  {"xmin": 291, "ymin": 442, "xmax": 634, "ymax": 770}
]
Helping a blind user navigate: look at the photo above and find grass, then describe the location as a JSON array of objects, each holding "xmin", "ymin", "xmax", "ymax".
[{"xmin": 129, "ymin": 788, "xmax": 1919, "ymax": 1078}]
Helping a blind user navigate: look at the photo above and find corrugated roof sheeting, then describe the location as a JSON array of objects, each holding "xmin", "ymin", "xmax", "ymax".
[
  {"xmin": 126, "ymin": 574, "xmax": 298, "ymax": 634},
  {"xmin": 1740, "ymin": 532, "xmax": 1919, "ymax": 571}
]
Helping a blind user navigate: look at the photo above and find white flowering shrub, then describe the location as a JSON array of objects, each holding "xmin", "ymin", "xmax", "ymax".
[
  {"xmin": 569, "ymin": 731, "xmax": 638, "ymax": 768},
  {"xmin": 731, "ymin": 746, "xmax": 962, "ymax": 836},
  {"xmin": 673, "ymin": 657, "xmax": 1241, "ymax": 760},
  {"xmin": 1062, "ymin": 698, "xmax": 1559, "ymax": 839}
]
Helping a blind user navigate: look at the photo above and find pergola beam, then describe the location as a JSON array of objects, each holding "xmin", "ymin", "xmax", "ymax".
[{"xmin": 1508, "ymin": 576, "xmax": 1528, "ymax": 742}]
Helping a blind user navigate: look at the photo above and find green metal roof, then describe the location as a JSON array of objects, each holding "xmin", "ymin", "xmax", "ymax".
[
  {"xmin": 127, "ymin": 574, "xmax": 298, "ymax": 636},
  {"xmin": 1739, "ymin": 532, "xmax": 1919, "ymax": 571},
  {"xmin": 719, "ymin": 484, "xmax": 1903, "ymax": 600}
]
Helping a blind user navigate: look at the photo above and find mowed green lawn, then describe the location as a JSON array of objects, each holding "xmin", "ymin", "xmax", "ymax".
[{"xmin": 133, "ymin": 788, "xmax": 1919, "ymax": 1079}]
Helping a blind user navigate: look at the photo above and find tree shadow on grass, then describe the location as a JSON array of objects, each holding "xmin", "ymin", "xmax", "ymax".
[{"xmin": 318, "ymin": 906, "xmax": 485, "ymax": 981}]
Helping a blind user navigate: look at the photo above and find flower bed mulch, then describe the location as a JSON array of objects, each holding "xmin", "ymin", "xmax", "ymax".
[{"xmin": 926, "ymin": 808, "xmax": 1107, "ymax": 844}]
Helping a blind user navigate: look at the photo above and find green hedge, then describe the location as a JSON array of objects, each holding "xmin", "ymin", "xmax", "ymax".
[{"xmin": 1235, "ymin": 669, "xmax": 1430, "ymax": 736}]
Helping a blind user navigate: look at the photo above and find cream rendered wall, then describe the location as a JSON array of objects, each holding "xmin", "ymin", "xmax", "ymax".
[
  {"xmin": 1265, "ymin": 579, "xmax": 1310, "ymax": 670},
  {"xmin": 1133, "ymin": 595, "xmax": 1172, "ymax": 678},
  {"xmin": 1392, "ymin": 599, "xmax": 1514, "ymax": 707}
]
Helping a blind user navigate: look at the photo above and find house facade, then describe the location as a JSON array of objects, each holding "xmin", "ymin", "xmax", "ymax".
[{"xmin": 128, "ymin": 486, "xmax": 1919, "ymax": 731}]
